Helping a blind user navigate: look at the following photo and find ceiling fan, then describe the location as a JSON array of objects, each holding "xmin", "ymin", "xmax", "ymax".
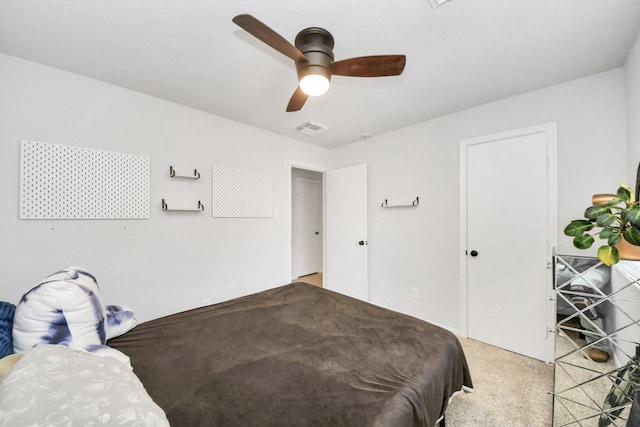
[{"xmin": 232, "ymin": 14, "xmax": 406, "ymax": 112}]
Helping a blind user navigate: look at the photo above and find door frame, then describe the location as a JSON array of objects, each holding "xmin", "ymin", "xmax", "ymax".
[{"xmin": 458, "ymin": 123, "xmax": 558, "ymax": 362}]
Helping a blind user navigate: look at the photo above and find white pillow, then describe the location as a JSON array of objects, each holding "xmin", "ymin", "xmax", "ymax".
[
  {"xmin": 12, "ymin": 267, "xmax": 107, "ymax": 353},
  {"xmin": 0, "ymin": 344, "xmax": 169, "ymax": 426}
]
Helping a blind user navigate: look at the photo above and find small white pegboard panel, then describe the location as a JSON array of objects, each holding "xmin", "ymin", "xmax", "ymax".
[
  {"xmin": 212, "ymin": 166, "xmax": 272, "ymax": 218},
  {"xmin": 20, "ymin": 140, "xmax": 150, "ymax": 219}
]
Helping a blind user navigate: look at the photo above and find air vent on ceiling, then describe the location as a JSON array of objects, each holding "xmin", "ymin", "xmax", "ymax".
[
  {"xmin": 428, "ymin": 0, "xmax": 452, "ymax": 8},
  {"xmin": 296, "ymin": 121, "xmax": 329, "ymax": 136}
]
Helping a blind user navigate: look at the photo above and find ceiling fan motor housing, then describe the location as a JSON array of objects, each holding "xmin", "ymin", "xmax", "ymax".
[{"xmin": 295, "ymin": 27, "xmax": 335, "ymax": 82}]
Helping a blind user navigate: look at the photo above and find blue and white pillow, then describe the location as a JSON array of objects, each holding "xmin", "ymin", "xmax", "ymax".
[
  {"xmin": 105, "ymin": 304, "xmax": 137, "ymax": 340},
  {"xmin": 12, "ymin": 267, "xmax": 107, "ymax": 353}
]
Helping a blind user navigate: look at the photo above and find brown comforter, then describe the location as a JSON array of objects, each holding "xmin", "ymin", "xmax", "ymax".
[{"xmin": 109, "ymin": 282, "xmax": 472, "ymax": 426}]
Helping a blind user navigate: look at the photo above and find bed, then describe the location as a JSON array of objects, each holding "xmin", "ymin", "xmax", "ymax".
[{"xmin": 108, "ymin": 281, "xmax": 473, "ymax": 427}]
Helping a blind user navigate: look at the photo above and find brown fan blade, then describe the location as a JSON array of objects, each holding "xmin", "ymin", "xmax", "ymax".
[
  {"xmin": 286, "ymin": 86, "xmax": 309, "ymax": 112},
  {"xmin": 233, "ymin": 14, "xmax": 306, "ymax": 62},
  {"xmin": 331, "ymin": 55, "xmax": 406, "ymax": 77}
]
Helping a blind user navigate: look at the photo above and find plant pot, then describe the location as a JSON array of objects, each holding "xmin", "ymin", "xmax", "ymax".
[
  {"xmin": 592, "ymin": 194, "xmax": 617, "ymax": 206},
  {"xmin": 616, "ymin": 237, "xmax": 640, "ymax": 261}
]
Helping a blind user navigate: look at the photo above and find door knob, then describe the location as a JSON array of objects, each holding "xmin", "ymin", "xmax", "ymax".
[
  {"xmin": 470, "ymin": 250, "xmax": 478, "ymax": 257},
  {"xmin": 358, "ymin": 240, "xmax": 366, "ymax": 246}
]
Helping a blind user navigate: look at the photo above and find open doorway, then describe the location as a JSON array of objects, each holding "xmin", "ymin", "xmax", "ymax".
[{"xmin": 291, "ymin": 167, "xmax": 323, "ymax": 287}]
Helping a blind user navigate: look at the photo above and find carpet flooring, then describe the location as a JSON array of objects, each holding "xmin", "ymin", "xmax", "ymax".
[{"xmin": 445, "ymin": 338, "xmax": 554, "ymax": 426}]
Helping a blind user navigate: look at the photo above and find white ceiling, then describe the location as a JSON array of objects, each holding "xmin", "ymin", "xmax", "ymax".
[{"xmin": 1, "ymin": 0, "xmax": 639, "ymax": 149}]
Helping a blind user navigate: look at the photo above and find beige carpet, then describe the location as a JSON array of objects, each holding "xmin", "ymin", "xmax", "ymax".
[{"xmin": 445, "ymin": 338, "xmax": 554, "ymax": 426}]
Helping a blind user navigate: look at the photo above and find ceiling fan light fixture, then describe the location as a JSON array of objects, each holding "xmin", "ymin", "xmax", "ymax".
[
  {"xmin": 300, "ymin": 73, "xmax": 330, "ymax": 96},
  {"xmin": 298, "ymin": 63, "xmax": 331, "ymax": 97}
]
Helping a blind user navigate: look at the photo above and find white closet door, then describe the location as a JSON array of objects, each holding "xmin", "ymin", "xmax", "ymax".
[
  {"xmin": 325, "ymin": 164, "xmax": 368, "ymax": 301},
  {"xmin": 462, "ymin": 124, "xmax": 556, "ymax": 362}
]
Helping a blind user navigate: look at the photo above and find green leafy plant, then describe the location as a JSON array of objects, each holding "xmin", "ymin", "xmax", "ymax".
[{"xmin": 564, "ymin": 182, "xmax": 640, "ymax": 266}]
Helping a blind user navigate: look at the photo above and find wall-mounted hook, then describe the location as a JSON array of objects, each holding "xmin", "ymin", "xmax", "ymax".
[
  {"xmin": 169, "ymin": 166, "xmax": 200, "ymax": 180},
  {"xmin": 382, "ymin": 197, "xmax": 419, "ymax": 208},
  {"xmin": 162, "ymin": 198, "xmax": 204, "ymax": 212}
]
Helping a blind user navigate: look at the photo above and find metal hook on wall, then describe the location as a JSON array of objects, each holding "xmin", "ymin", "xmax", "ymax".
[
  {"xmin": 169, "ymin": 166, "xmax": 201, "ymax": 180},
  {"xmin": 162, "ymin": 199, "xmax": 204, "ymax": 212},
  {"xmin": 381, "ymin": 197, "xmax": 419, "ymax": 208}
]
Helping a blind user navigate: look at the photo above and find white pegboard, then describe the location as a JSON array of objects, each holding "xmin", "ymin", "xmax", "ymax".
[
  {"xmin": 212, "ymin": 166, "xmax": 272, "ymax": 218},
  {"xmin": 20, "ymin": 140, "xmax": 150, "ymax": 219}
]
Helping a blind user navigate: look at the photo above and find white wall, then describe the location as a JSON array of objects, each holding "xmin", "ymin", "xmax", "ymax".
[
  {"xmin": 1, "ymin": 50, "xmax": 632, "ymax": 335},
  {"xmin": 330, "ymin": 69, "xmax": 628, "ymax": 331},
  {"xmin": 0, "ymin": 53, "xmax": 330, "ymax": 322},
  {"xmin": 626, "ymin": 31, "xmax": 640, "ymax": 185}
]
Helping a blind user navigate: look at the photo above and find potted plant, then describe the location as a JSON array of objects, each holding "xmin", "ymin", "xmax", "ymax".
[{"xmin": 564, "ymin": 179, "xmax": 640, "ymax": 266}]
